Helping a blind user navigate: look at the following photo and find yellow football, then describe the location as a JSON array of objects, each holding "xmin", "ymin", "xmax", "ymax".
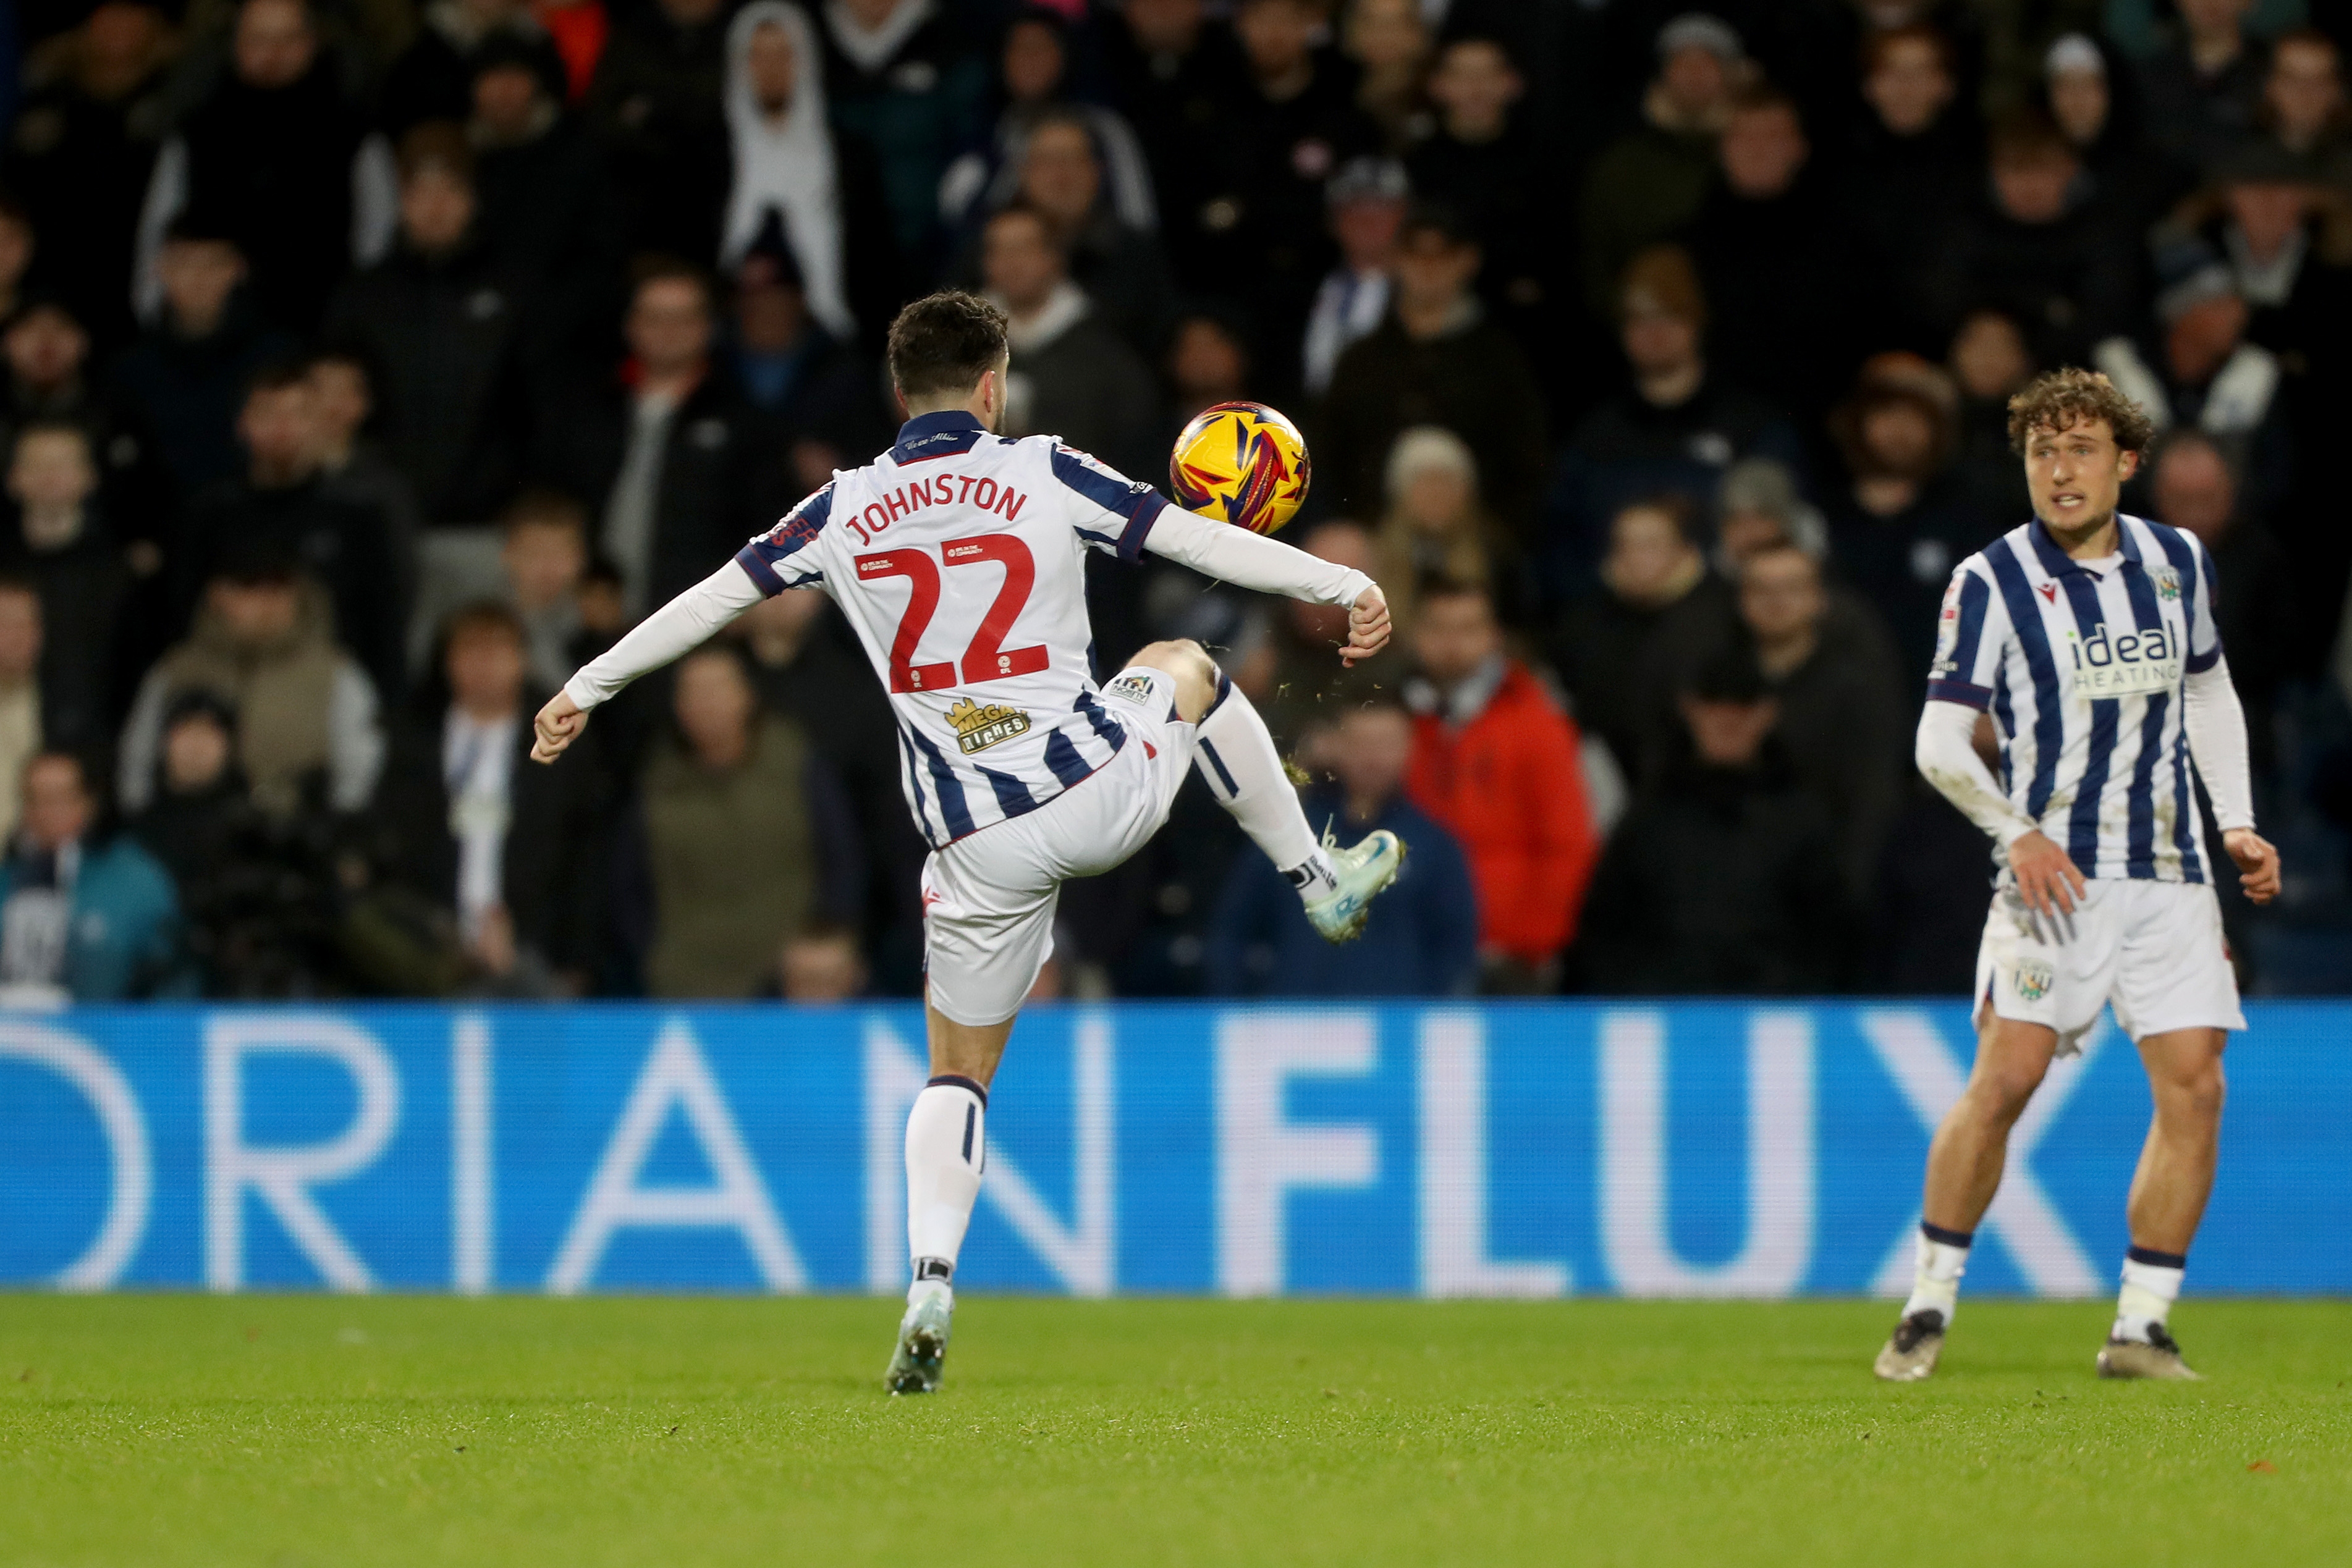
[{"xmin": 1168, "ymin": 401, "xmax": 1312, "ymax": 535}]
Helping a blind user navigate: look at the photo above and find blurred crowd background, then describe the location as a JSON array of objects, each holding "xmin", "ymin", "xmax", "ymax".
[{"xmin": 0, "ymin": 0, "xmax": 2348, "ymax": 1005}]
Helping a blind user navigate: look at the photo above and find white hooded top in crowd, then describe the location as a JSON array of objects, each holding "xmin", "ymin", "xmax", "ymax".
[{"xmin": 722, "ymin": 0, "xmax": 858, "ymax": 344}]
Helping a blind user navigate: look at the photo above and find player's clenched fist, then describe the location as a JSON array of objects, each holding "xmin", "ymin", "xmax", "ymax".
[
  {"xmin": 1341, "ymin": 583, "xmax": 1391, "ymax": 666},
  {"xmin": 531, "ymin": 690, "xmax": 588, "ymax": 763},
  {"xmin": 2223, "ymin": 828, "xmax": 2282, "ymax": 905}
]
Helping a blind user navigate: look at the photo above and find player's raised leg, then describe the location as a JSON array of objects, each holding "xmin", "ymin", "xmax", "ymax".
[
  {"xmin": 886, "ymin": 1010, "xmax": 1013, "ymax": 1394},
  {"xmin": 2097, "ymin": 1027, "xmax": 2225, "ymax": 1380},
  {"xmin": 1875, "ymin": 1011, "xmax": 2058, "ymax": 1381},
  {"xmin": 1133, "ymin": 638, "xmax": 1404, "ymax": 940}
]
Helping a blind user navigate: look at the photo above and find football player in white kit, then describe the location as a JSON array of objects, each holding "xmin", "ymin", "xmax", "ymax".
[
  {"xmin": 530, "ymin": 292, "xmax": 1405, "ymax": 1392},
  {"xmin": 1876, "ymin": 369, "xmax": 2283, "ymax": 1383}
]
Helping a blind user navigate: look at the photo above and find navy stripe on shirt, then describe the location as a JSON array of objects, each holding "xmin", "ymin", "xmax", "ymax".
[
  {"xmin": 2053, "ymin": 565, "xmax": 2116, "ymax": 874},
  {"xmin": 906, "ymin": 726, "xmax": 975, "ymax": 839},
  {"xmin": 1983, "ymin": 538, "xmax": 2067, "ymax": 820},
  {"xmin": 976, "ymin": 765, "xmax": 1041, "ymax": 819}
]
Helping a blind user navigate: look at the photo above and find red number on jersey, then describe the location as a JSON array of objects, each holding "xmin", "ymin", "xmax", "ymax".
[
  {"xmin": 855, "ymin": 549, "xmax": 955, "ymax": 693},
  {"xmin": 855, "ymin": 534, "xmax": 1047, "ymax": 693},
  {"xmin": 944, "ymin": 533, "xmax": 1049, "ymax": 683}
]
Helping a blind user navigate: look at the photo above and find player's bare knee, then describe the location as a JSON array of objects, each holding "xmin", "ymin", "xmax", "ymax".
[
  {"xmin": 1127, "ymin": 638, "xmax": 1218, "ymax": 721},
  {"xmin": 2160, "ymin": 1057, "xmax": 2227, "ymax": 1126}
]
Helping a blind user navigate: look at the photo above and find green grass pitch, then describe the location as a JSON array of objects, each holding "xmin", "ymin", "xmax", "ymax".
[{"xmin": 4, "ymin": 1296, "xmax": 2347, "ymax": 1566}]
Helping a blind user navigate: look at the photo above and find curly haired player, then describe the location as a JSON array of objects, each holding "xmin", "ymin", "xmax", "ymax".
[
  {"xmin": 1874, "ymin": 368, "xmax": 2282, "ymax": 1383},
  {"xmin": 530, "ymin": 292, "xmax": 1404, "ymax": 1393}
]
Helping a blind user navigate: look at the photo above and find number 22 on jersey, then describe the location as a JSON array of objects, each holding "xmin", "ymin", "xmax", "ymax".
[{"xmin": 857, "ymin": 534, "xmax": 1049, "ymax": 693}]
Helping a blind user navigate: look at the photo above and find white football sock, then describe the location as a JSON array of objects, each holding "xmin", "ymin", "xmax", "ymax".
[
  {"xmin": 1192, "ymin": 675, "xmax": 1334, "ymax": 898},
  {"xmin": 904, "ymin": 1076, "xmax": 986, "ymax": 1305},
  {"xmin": 1901, "ymin": 1223, "xmax": 1971, "ymax": 1323},
  {"xmin": 2113, "ymin": 1247, "xmax": 2185, "ymax": 1342}
]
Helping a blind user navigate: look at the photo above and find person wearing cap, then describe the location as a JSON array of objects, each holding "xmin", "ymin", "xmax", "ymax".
[
  {"xmin": 2092, "ymin": 236, "xmax": 2288, "ymax": 514},
  {"xmin": 1319, "ymin": 201, "xmax": 1547, "ymax": 541},
  {"xmin": 323, "ymin": 122, "xmax": 531, "ymax": 534},
  {"xmin": 2168, "ymin": 139, "xmax": 2352, "ymax": 363},
  {"xmin": 1919, "ymin": 108, "xmax": 2137, "ymax": 373},
  {"xmin": 119, "ymin": 544, "xmax": 386, "ymax": 820},
  {"xmin": 2136, "ymin": 0, "xmax": 2268, "ymax": 172},
  {"xmin": 1578, "ymin": 643, "xmax": 1855, "ymax": 995},
  {"xmin": 1580, "ymin": 12, "xmax": 1747, "ymax": 321},
  {"xmin": 1300, "ymin": 155, "xmax": 1407, "ymax": 398},
  {"xmin": 1822, "ymin": 353, "xmax": 1993, "ymax": 686},
  {"xmin": 2040, "ymin": 31, "xmax": 2186, "ymax": 236},
  {"xmin": 1547, "ymin": 242, "xmax": 1801, "ymax": 604}
]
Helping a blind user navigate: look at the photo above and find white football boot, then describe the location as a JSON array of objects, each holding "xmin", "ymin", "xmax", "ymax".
[
  {"xmin": 884, "ymin": 1291, "xmax": 953, "ymax": 1394},
  {"xmin": 1304, "ymin": 827, "xmax": 1407, "ymax": 943}
]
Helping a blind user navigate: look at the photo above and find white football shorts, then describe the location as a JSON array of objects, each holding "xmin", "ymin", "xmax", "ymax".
[
  {"xmin": 921, "ymin": 666, "xmax": 1197, "ymax": 1026},
  {"xmin": 1974, "ymin": 876, "xmax": 2245, "ymax": 1055}
]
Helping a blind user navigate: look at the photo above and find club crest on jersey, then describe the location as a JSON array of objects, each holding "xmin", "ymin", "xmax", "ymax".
[
  {"xmin": 2015, "ymin": 958, "xmax": 2054, "ymax": 1003},
  {"xmin": 1104, "ymin": 672, "xmax": 1157, "ymax": 705},
  {"xmin": 947, "ymin": 697, "xmax": 1031, "ymax": 754},
  {"xmin": 2152, "ymin": 565, "xmax": 2182, "ymax": 601}
]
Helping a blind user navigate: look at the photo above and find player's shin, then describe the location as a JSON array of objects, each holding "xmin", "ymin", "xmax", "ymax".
[
  {"xmin": 1192, "ymin": 675, "xmax": 1335, "ymax": 898},
  {"xmin": 903, "ymin": 1076, "xmax": 987, "ymax": 1302},
  {"xmin": 1903, "ymin": 1222, "xmax": 1973, "ymax": 1324}
]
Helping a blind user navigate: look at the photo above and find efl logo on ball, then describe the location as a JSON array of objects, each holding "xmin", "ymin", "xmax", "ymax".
[{"xmin": 1169, "ymin": 401, "xmax": 1311, "ymax": 535}]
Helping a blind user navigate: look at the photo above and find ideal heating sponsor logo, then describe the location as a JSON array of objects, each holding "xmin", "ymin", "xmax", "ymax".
[{"xmin": 2060, "ymin": 621, "xmax": 2181, "ymax": 697}]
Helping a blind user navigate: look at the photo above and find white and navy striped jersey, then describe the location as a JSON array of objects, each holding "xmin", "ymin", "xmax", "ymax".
[
  {"xmin": 734, "ymin": 411, "xmax": 1169, "ymax": 849},
  {"xmin": 1927, "ymin": 513, "xmax": 2223, "ymax": 883}
]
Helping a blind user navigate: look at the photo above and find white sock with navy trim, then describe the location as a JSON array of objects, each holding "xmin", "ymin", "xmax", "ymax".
[
  {"xmin": 905, "ymin": 1076, "xmax": 986, "ymax": 1304},
  {"xmin": 1901, "ymin": 1222, "xmax": 1971, "ymax": 1324},
  {"xmin": 2113, "ymin": 1246, "xmax": 2185, "ymax": 1343},
  {"xmin": 1192, "ymin": 675, "xmax": 1333, "ymax": 898}
]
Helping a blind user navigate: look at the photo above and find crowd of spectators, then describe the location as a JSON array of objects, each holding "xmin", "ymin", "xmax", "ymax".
[{"xmin": 1, "ymin": 0, "xmax": 2350, "ymax": 1005}]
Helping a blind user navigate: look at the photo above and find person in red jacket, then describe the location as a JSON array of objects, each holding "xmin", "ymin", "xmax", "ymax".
[{"xmin": 1403, "ymin": 576, "xmax": 1599, "ymax": 990}]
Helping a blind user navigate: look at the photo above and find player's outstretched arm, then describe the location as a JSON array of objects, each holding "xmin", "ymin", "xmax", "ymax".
[
  {"xmin": 530, "ymin": 560, "xmax": 766, "ymax": 765},
  {"xmin": 1141, "ymin": 506, "xmax": 1385, "ymax": 664}
]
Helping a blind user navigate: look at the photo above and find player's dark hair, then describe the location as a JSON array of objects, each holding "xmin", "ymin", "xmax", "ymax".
[
  {"xmin": 887, "ymin": 290, "xmax": 1011, "ymax": 399},
  {"xmin": 2006, "ymin": 367, "xmax": 2157, "ymax": 454}
]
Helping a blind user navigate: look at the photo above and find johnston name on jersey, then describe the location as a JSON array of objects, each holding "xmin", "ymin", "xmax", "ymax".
[
  {"xmin": 1928, "ymin": 513, "xmax": 2222, "ymax": 883},
  {"xmin": 734, "ymin": 411, "xmax": 1174, "ymax": 849}
]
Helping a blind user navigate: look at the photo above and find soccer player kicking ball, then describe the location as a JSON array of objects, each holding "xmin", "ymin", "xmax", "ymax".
[
  {"xmin": 531, "ymin": 292, "xmax": 1405, "ymax": 1393},
  {"xmin": 1876, "ymin": 369, "xmax": 2281, "ymax": 1383}
]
